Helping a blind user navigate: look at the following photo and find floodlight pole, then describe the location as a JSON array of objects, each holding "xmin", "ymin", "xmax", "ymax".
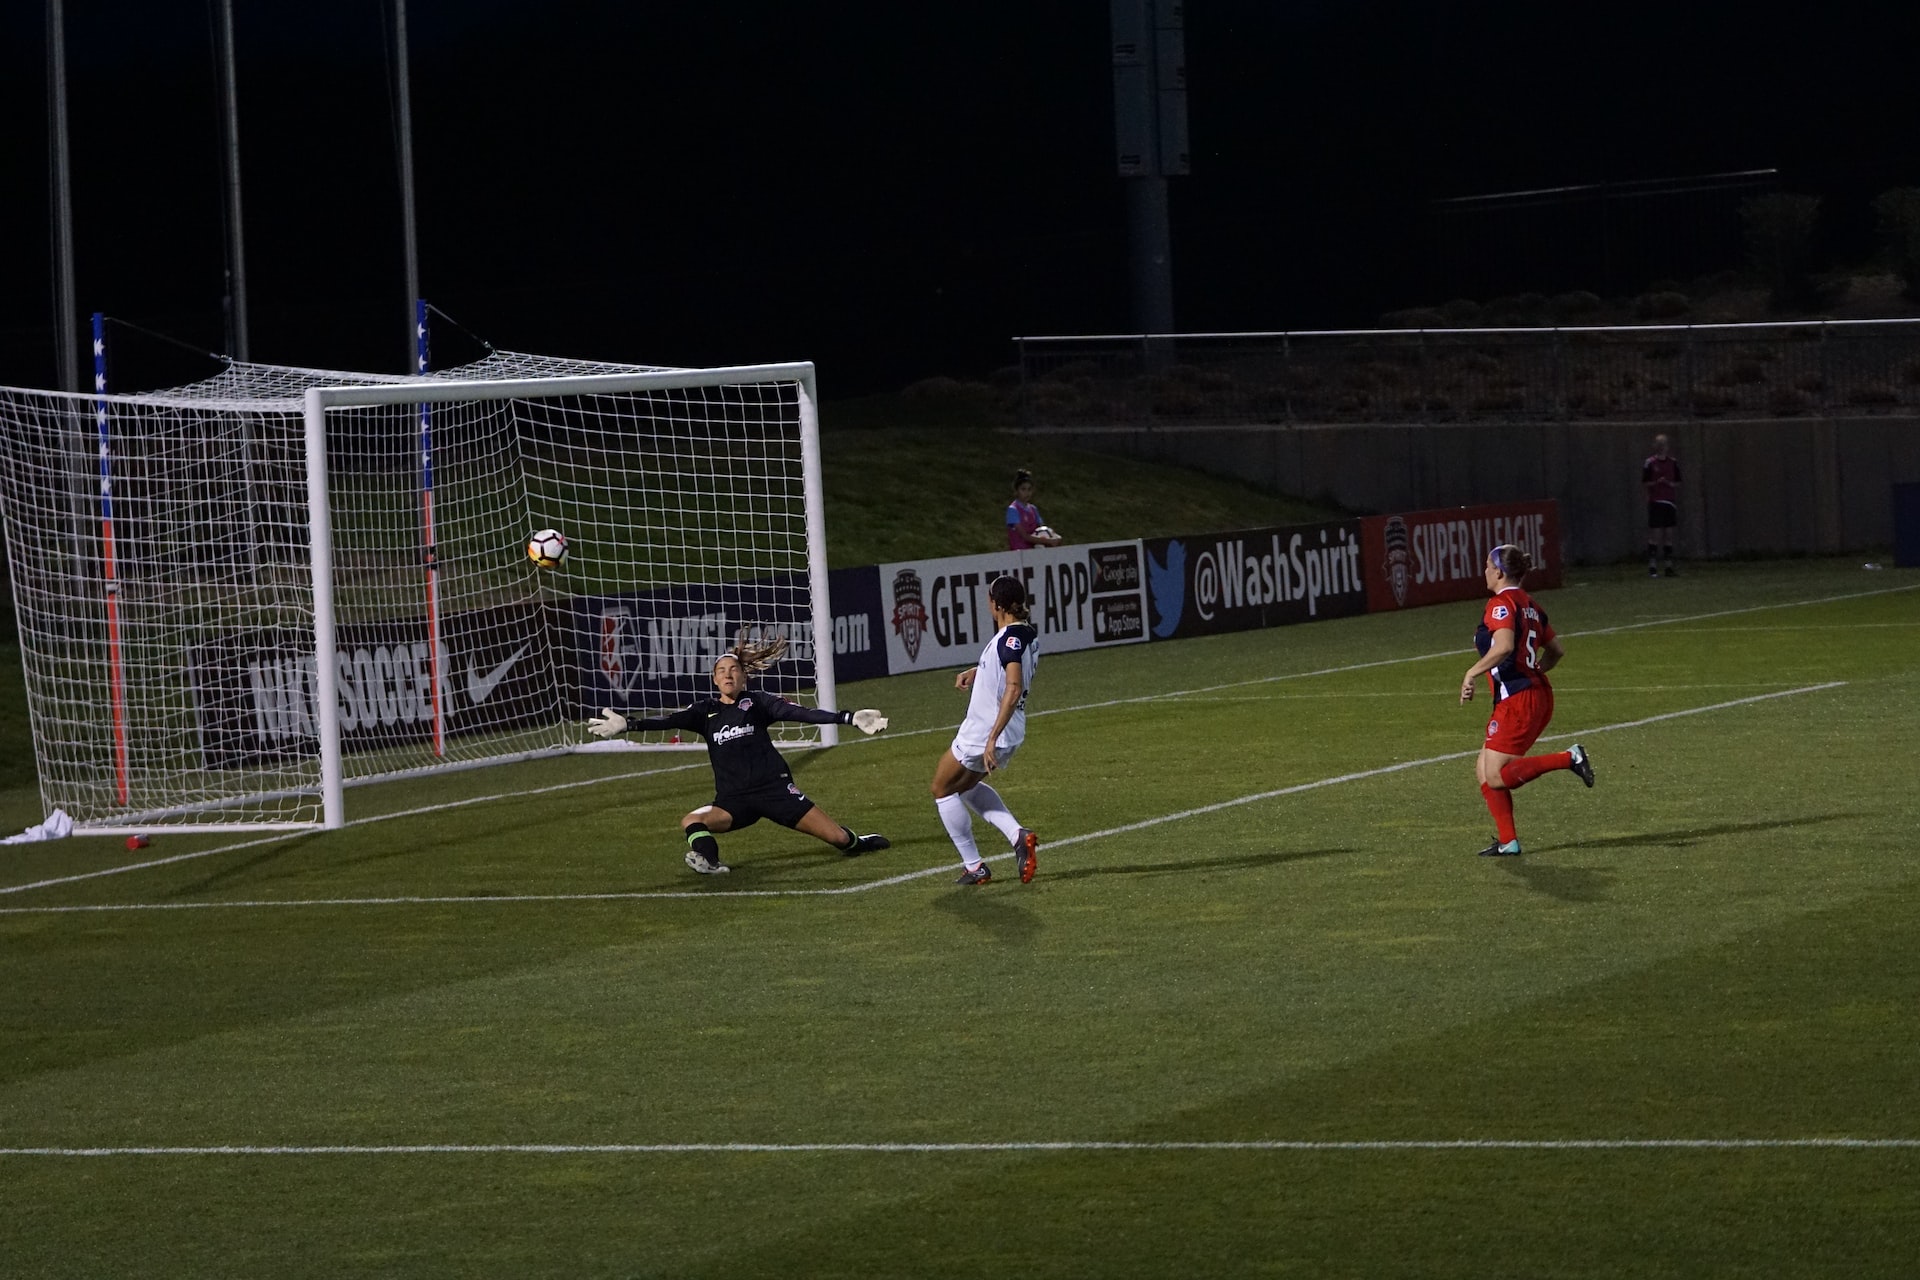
[
  {"xmin": 394, "ymin": 0, "xmax": 422, "ymax": 372},
  {"xmin": 47, "ymin": 0, "xmax": 81, "ymax": 393},
  {"xmin": 215, "ymin": 0, "xmax": 250, "ymax": 362},
  {"xmin": 1110, "ymin": 0, "xmax": 1188, "ymax": 343}
]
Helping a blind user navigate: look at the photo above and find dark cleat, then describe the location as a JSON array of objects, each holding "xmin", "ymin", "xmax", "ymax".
[
  {"xmin": 955, "ymin": 863, "xmax": 993, "ymax": 885},
  {"xmin": 1013, "ymin": 828, "xmax": 1038, "ymax": 883},
  {"xmin": 1477, "ymin": 840, "xmax": 1523, "ymax": 857},
  {"xmin": 845, "ymin": 833, "xmax": 891, "ymax": 857},
  {"xmin": 1568, "ymin": 742, "xmax": 1595, "ymax": 788}
]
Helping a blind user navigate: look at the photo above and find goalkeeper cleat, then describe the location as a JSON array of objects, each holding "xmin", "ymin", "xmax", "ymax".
[
  {"xmin": 845, "ymin": 833, "xmax": 891, "ymax": 857},
  {"xmin": 1013, "ymin": 828, "xmax": 1038, "ymax": 883},
  {"xmin": 684, "ymin": 848, "xmax": 730, "ymax": 875},
  {"xmin": 1568, "ymin": 742, "xmax": 1595, "ymax": 788},
  {"xmin": 955, "ymin": 863, "xmax": 993, "ymax": 886},
  {"xmin": 1477, "ymin": 839, "xmax": 1523, "ymax": 857}
]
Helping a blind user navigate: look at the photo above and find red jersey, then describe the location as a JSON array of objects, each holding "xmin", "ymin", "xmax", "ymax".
[
  {"xmin": 1474, "ymin": 586, "xmax": 1554, "ymax": 702},
  {"xmin": 1643, "ymin": 454, "xmax": 1681, "ymax": 503}
]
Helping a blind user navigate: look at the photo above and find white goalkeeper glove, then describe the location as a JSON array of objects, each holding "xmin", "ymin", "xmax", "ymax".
[
  {"xmin": 586, "ymin": 707, "xmax": 629, "ymax": 739},
  {"xmin": 850, "ymin": 708, "xmax": 888, "ymax": 736}
]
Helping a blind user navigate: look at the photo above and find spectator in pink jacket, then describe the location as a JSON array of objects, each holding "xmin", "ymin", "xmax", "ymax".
[{"xmin": 1006, "ymin": 468, "xmax": 1064, "ymax": 550}]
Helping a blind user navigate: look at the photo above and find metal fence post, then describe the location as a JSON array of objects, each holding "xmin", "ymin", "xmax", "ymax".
[
  {"xmin": 1284, "ymin": 331, "xmax": 1295, "ymax": 424},
  {"xmin": 1682, "ymin": 326, "xmax": 1695, "ymax": 416},
  {"xmin": 1553, "ymin": 328, "xmax": 1567, "ymax": 422},
  {"xmin": 1818, "ymin": 320, "xmax": 1831, "ymax": 413},
  {"xmin": 1016, "ymin": 337, "xmax": 1030, "ymax": 429},
  {"xmin": 1140, "ymin": 333, "xmax": 1154, "ymax": 427}
]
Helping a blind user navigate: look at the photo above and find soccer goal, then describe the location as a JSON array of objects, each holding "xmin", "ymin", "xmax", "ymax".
[{"xmin": 0, "ymin": 358, "xmax": 838, "ymax": 833}]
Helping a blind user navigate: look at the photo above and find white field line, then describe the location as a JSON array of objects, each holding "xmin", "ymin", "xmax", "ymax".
[
  {"xmin": 0, "ymin": 1138, "xmax": 1914, "ymax": 1158},
  {"xmin": 5, "ymin": 579, "xmax": 1907, "ymax": 898},
  {"xmin": 0, "ymin": 682, "xmax": 1844, "ymax": 915},
  {"xmin": 0, "ymin": 759, "xmax": 712, "ymax": 897},
  {"xmin": 1176, "ymin": 682, "xmax": 1809, "ymax": 702}
]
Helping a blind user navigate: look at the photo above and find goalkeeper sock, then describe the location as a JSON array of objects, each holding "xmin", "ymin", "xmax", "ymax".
[
  {"xmin": 684, "ymin": 823, "xmax": 721, "ymax": 863},
  {"xmin": 1499, "ymin": 752, "xmax": 1571, "ymax": 790},
  {"xmin": 1480, "ymin": 784, "xmax": 1518, "ymax": 844},
  {"xmin": 935, "ymin": 794, "xmax": 980, "ymax": 865},
  {"xmin": 838, "ymin": 825, "xmax": 859, "ymax": 852},
  {"xmin": 960, "ymin": 783, "xmax": 1022, "ymax": 843}
]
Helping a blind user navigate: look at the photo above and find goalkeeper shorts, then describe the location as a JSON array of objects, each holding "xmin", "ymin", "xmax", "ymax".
[{"xmin": 711, "ymin": 780, "xmax": 815, "ymax": 830}]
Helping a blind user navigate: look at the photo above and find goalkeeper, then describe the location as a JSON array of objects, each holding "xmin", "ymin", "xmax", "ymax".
[{"xmin": 586, "ymin": 629, "xmax": 891, "ymax": 875}]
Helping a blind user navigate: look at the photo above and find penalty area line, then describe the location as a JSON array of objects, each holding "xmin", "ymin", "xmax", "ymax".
[
  {"xmin": 0, "ymin": 1137, "xmax": 1915, "ymax": 1157},
  {"xmin": 0, "ymin": 682, "xmax": 1844, "ymax": 915}
]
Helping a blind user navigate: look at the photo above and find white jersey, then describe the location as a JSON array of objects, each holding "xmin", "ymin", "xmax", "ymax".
[{"xmin": 953, "ymin": 621, "xmax": 1039, "ymax": 754}]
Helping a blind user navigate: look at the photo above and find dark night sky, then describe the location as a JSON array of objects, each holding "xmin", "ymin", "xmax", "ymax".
[{"xmin": 3, "ymin": 0, "xmax": 1916, "ymax": 395}]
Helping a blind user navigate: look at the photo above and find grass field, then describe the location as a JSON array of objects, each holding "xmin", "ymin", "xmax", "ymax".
[{"xmin": 2, "ymin": 557, "xmax": 1918, "ymax": 1277}]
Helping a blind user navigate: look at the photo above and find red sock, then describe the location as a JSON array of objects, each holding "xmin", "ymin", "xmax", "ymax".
[
  {"xmin": 1480, "ymin": 783, "xmax": 1517, "ymax": 843},
  {"xmin": 1500, "ymin": 752, "xmax": 1572, "ymax": 790}
]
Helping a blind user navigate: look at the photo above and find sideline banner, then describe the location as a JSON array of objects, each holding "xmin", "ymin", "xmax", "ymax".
[
  {"xmin": 191, "ymin": 568, "xmax": 892, "ymax": 768},
  {"xmin": 877, "ymin": 542, "xmax": 1147, "ymax": 673},
  {"xmin": 1141, "ymin": 519, "xmax": 1369, "ymax": 641},
  {"xmin": 1360, "ymin": 501, "xmax": 1562, "ymax": 613}
]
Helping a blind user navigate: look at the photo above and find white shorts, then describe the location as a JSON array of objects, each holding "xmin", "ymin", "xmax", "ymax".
[{"xmin": 949, "ymin": 739, "xmax": 1018, "ymax": 775}]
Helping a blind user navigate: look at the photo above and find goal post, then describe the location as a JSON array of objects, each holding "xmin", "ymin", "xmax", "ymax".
[{"xmin": 0, "ymin": 358, "xmax": 840, "ymax": 834}]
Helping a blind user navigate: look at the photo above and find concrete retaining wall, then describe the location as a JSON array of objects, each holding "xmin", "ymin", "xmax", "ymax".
[{"xmin": 1032, "ymin": 416, "xmax": 1920, "ymax": 564}]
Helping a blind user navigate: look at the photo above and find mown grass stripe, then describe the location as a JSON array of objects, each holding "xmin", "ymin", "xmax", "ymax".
[
  {"xmin": 3, "ymin": 1137, "xmax": 1915, "ymax": 1157},
  {"xmin": 0, "ymin": 682, "xmax": 1844, "ymax": 914}
]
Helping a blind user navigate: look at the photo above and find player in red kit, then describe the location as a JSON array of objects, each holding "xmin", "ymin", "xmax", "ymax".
[
  {"xmin": 1643, "ymin": 433, "xmax": 1682, "ymax": 577},
  {"xmin": 1458, "ymin": 543, "xmax": 1595, "ymax": 856}
]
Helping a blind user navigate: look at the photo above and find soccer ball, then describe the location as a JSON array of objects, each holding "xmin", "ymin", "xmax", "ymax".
[{"xmin": 526, "ymin": 528, "xmax": 569, "ymax": 569}]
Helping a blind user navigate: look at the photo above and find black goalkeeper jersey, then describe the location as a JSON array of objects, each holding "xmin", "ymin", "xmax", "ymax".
[{"xmin": 632, "ymin": 694, "xmax": 850, "ymax": 796}]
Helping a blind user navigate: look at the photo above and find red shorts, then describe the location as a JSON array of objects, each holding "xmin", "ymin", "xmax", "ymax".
[{"xmin": 1483, "ymin": 686, "xmax": 1554, "ymax": 755}]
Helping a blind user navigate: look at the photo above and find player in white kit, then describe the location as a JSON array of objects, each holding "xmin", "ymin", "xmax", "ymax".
[{"xmin": 929, "ymin": 575, "xmax": 1041, "ymax": 885}]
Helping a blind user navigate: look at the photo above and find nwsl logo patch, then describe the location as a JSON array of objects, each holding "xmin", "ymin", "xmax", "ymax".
[
  {"xmin": 1382, "ymin": 516, "xmax": 1411, "ymax": 608},
  {"xmin": 1491, "ymin": 605, "xmax": 1511, "ymax": 621},
  {"xmin": 890, "ymin": 569, "xmax": 930, "ymax": 662}
]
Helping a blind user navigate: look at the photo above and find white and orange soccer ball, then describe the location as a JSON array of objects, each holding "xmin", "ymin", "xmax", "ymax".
[{"xmin": 526, "ymin": 528, "xmax": 569, "ymax": 569}]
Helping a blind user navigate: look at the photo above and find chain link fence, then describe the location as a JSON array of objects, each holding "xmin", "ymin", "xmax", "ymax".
[{"xmin": 1015, "ymin": 320, "xmax": 1920, "ymax": 426}]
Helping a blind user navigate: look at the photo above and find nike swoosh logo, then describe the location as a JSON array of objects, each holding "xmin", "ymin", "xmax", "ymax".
[{"xmin": 466, "ymin": 643, "xmax": 531, "ymax": 705}]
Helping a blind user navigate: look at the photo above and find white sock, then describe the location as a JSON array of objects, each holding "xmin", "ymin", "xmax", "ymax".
[
  {"xmin": 936, "ymin": 793, "xmax": 980, "ymax": 866},
  {"xmin": 961, "ymin": 783, "xmax": 1021, "ymax": 843}
]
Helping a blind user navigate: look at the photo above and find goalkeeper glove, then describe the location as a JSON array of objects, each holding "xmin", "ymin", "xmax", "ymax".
[
  {"xmin": 586, "ymin": 707, "xmax": 629, "ymax": 739},
  {"xmin": 850, "ymin": 708, "xmax": 888, "ymax": 735}
]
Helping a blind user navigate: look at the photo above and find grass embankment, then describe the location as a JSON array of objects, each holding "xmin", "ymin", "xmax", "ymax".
[{"xmin": 817, "ymin": 420, "xmax": 1333, "ymax": 568}]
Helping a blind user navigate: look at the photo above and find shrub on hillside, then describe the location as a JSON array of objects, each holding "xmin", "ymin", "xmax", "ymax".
[
  {"xmin": 1871, "ymin": 187, "xmax": 1920, "ymax": 300},
  {"xmin": 1380, "ymin": 307, "xmax": 1445, "ymax": 329},
  {"xmin": 1634, "ymin": 291, "xmax": 1691, "ymax": 320},
  {"xmin": 1741, "ymin": 193, "xmax": 1823, "ymax": 309},
  {"xmin": 1551, "ymin": 291, "xmax": 1604, "ymax": 321}
]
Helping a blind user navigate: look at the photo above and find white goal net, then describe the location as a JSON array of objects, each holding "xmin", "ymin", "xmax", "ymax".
[{"xmin": 0, "ymin": 356, "xmax": 836, "ymax": 832}]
